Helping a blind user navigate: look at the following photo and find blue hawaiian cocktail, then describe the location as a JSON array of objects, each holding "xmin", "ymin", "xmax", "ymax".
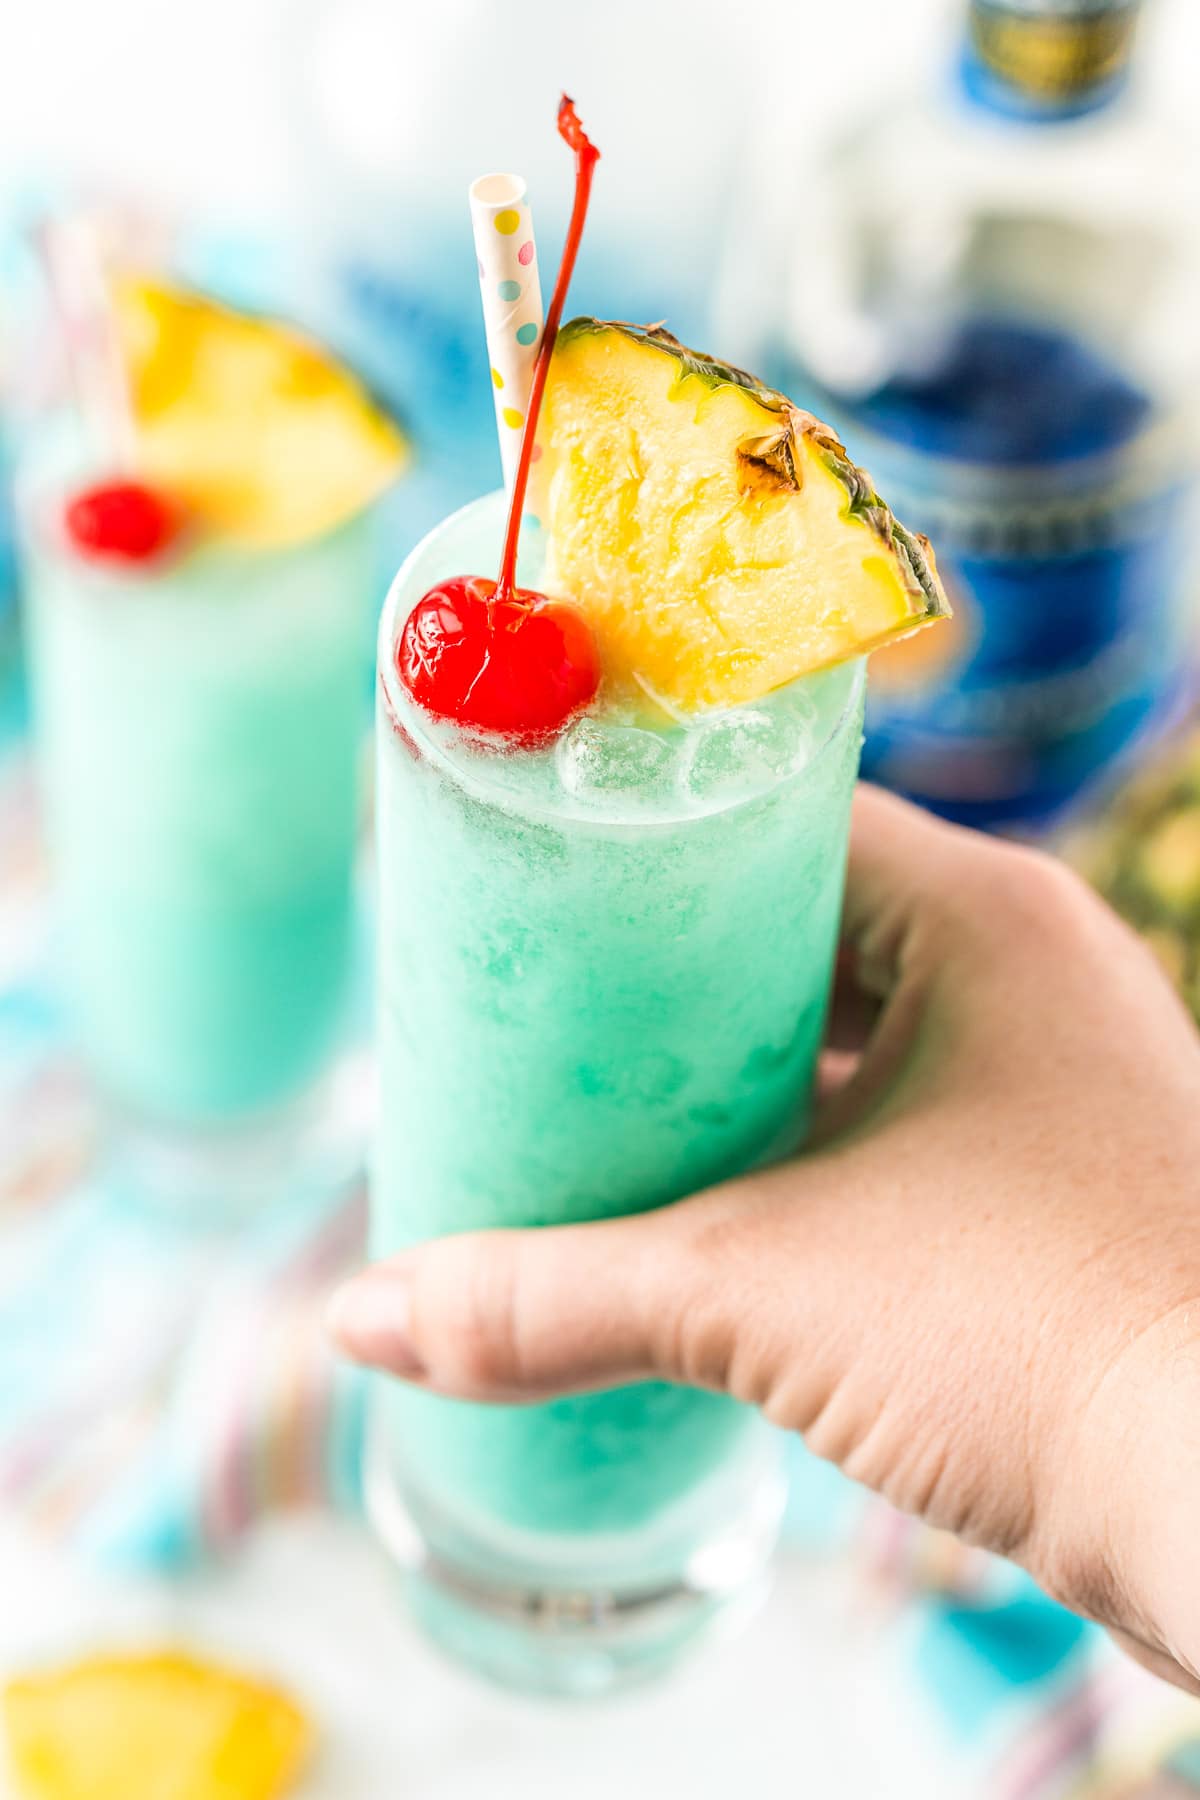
[
  {"xmin": 368, "ymin": 492, "xmax": 864, "ymax": 1692},
  {"xmin": 23, "ymin": 470, "xmax": 379, "ymax": 1125}
]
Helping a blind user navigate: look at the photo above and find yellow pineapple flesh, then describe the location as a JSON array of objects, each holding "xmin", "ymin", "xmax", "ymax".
[
  {"xmin": 532, "ymin": 319, "xmax": 949, "ymax": 713},
  {"xmin": 3, "ymin": 1649, "xmax": 312, "ymax": 1800},
  {"xmin": 113, "ymin": 276, "xmax": 408, "ymax": 550}
]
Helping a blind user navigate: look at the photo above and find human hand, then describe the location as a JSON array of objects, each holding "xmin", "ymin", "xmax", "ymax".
[{"xmin": 331, "ymin": 786, "xmax": 1200, "ymax": 1692}]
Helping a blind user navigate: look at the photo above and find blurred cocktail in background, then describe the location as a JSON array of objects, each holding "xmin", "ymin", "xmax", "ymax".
[{"xmin": 17, "ymin": 249, "xmax": 406, "ymax": 1205}]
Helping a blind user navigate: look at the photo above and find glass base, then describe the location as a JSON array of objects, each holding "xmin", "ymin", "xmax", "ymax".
[
  {"xmin": 96, "ymin": 1053, "xmax": 371, "ymax": 1227},
  {"xmin": 365, "ymin": 1407, "xmax": 786, "ymax": 1698}
]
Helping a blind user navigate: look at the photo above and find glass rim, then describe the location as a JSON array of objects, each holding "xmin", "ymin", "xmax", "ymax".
[{"xmin": 377, "ymin": 488, "xmax": 866, "ymax": 830}]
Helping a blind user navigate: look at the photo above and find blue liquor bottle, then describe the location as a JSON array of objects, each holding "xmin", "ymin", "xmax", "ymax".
[{"xmin": 760, "ymin": 0, "xmax": 1200, "ymax": 830}]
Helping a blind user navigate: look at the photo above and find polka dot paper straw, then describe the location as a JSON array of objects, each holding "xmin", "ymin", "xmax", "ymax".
[{"xmin": 468, "ymin": 173, "xmax": 545, "ymax": 492}]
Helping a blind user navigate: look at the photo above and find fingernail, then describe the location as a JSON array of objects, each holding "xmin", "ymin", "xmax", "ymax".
[{"xmin": 327, "ymin": 1274, "xmax": 426, "ymax": 1379}]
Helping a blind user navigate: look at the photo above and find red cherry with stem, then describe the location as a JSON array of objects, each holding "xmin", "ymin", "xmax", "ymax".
[
  {"xmin": 398, "ymin": 576, "xmax": 599, "ymax": 739},
  {"xmin": 398, "ymin": 95, "xmax": 602, "ymax": 739},
  {"xmin": 64, "ymin": 479, "xmax": 177, "ymax": 564}
]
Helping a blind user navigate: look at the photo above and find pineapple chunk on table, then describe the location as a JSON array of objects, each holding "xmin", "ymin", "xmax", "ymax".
[{"xmin": 3, "ymin": 1649, "xmax": 312, "ymax": 1800}]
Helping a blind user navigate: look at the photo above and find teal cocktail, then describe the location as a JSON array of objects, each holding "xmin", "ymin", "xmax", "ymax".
[
  {"xmin": 23, "ymin": 471, "xmax": 378, "ymax": 1125},
  {"xmin": 369, "ymin": 492, "xmax": 865, "ymax": 1690},
  {"xmin": 20, "ymin": 272, "xmax": 404, "ymax": 1201}
]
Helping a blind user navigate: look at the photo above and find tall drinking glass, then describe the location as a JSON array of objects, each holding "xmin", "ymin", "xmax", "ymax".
[
  {"xmin": 370, "ymin": 491, "xmax": 864, "ymax": 1692},
  {"xmin": 20, "ymin": 437, "xmax": 382, "ymax": 1207}
]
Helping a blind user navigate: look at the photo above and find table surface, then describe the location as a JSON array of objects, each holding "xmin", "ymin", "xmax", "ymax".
[{"xmin": 0, "ymin": 1515, "xmax": 956, "ymax": 1798}]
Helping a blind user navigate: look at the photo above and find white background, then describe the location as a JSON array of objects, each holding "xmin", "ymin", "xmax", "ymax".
[
  {"xmin": 0, "ymin": 1514, "xmax": 965, "ymax": 1800},
  {"xmin": 1, "ymin": 0, "xmax": 1198, "ymax": 230}
]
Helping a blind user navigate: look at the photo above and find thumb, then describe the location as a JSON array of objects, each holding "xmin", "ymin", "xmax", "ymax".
[{"xmin": 329, "ymin": 1191, "xmax": 745, "ymax": 1404}]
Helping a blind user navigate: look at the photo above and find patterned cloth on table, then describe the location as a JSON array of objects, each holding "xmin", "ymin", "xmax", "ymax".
[{"xmin": 2, "ymin": 727, "xmax": 1199, "ymax": 1798}]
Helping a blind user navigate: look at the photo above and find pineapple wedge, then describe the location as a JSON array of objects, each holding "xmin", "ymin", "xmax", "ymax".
[
  {"xmin": 3, "ymin": 1650, "xmax": 312, "ymax": 1800},
  {"xmin": 532, "ymin": 319, "xmax": 949, "ymax": 712},
  {"xmin": 113, "ymin": 276, "xmax": 408, "ymax": 550}
]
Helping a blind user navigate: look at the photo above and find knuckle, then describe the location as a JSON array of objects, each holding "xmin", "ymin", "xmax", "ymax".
[
  {"xmin": 971, "ymin": 839, "xmax": 1100, "ymax": 942},
  {"xmin": 424, "ymin": 1233, "xmax": 523, "ymax": 1392},
  {"xmin": 649, "ymin": 1194, "xmax": 752, "ymax": 1394}
]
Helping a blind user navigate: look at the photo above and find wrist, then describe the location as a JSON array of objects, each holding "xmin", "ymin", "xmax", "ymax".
[{"xmin": 1040, "ymin": 1296, "xmax": 1200, "ymax": 1684}]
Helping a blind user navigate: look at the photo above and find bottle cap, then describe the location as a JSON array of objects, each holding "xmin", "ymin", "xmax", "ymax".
[{"xmin": 962, "ymin": 0, "xmax": 1142, "ymax": 122}]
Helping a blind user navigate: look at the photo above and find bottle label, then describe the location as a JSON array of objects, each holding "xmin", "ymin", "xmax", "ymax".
[
  {"xmin": 862, "ymin": 477, "xmax": 1189, "ymax": 829},
  {"xmin": 965, "ymin": 0, "xmax": 1140, "ymax": 118}
]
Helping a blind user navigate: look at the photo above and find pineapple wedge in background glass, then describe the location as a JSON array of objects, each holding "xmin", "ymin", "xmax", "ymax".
[
  {"xmin": 112, "ymin": 275, "xmax": 407, "ymax": 548},
  {"xmin": 21, "ymin": 269, "xmax": 406, "ymax": 1207},
  {"xmin": 1064, "ymin": 724, "xmax": 1200, "ymax": 1024}
]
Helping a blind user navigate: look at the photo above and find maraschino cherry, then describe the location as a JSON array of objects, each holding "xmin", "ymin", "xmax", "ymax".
[
  {"xmin": 64, "ymin": 479, "xmax": 177, "ymax": 564},
  {"xmin": 397, "ymin": 97, "xmax": 601, "ymax": 741}
]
